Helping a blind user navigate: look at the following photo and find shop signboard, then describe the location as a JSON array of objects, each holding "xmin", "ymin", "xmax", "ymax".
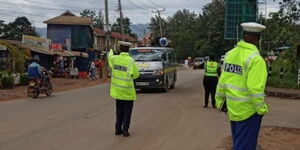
[
  {"xmin": 22, "ymin": 35, "xmax": 51, "ymax": 50},
  {"xmin": 51, "ymin": 43, "xmax": 63, "ymax": 50},
  {"xmin": 0, "ymin": 44, "xmax": 7, "ymax": 51}
]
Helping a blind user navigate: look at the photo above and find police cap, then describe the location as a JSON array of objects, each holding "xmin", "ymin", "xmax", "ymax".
[{"xmin": 241, "ymin": 22, "xmax": 266, "ymax": 34}]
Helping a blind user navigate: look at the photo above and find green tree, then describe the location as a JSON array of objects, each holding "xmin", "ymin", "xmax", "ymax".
[
  {"xmin": 278, "ymin": 0, "xmax": 300, "ymax": 24},
  {"xmin": 80, "ymin": 9, "xmax": 104, "ymax": 29},
  {"xmin": 148, "ymin": 0, "xmax": 234, "ymax": 61},
  {"xmin": 262, "ymin": 0, "xmax": 300, "ymax": 88},
  {"xmin": 149, "ymin": 16, "xmax": 168, "ymax": 38},
  {"xmin": 94, "ymin": 10, "xmax": 104, "ymax": 29},
  {"xmin": 0, "ymin": 20, "xmax": 4, "ymax": 36},
  {"xmin": 80, "ymin": 9, "xmax": 96, "ymax": 18},
  {"xmin": 167, "ymin": 9, "xmax": 198, "ymax": 60},
  {"xmin": 0, "ymin": 17, "xmax": 38, "ymax": 40},
  {"xmin": 112, "ymin": 17, "xmax": 137, "ymax": 38},
  {"xmin": 0, "ymin": 41, "xmax": 26, "ymax": 73}
]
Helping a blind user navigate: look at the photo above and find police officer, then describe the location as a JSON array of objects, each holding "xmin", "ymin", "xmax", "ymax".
[
  {"xmin": 215, "ymin": 22, "xmax": 269, "ymax": 150},
  {"xmin": 203, "ymin": 54, "xmax": 219, "ymax": 108},
  {"xmin": 108, "ymin": 41, "xmax": 140, "ymax": 137}
]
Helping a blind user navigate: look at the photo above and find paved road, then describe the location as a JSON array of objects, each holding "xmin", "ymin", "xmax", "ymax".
[{"xmin": 0, "ymin": 70, "xmax": 299, "ymax": 150}]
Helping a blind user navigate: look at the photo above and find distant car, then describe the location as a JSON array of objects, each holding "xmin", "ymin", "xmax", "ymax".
[
  {"xmin": 204, "ymin": 56, "xmax": 209, "ymax": 62},
  {"xmin": 193, "ymin": 57, "xmax": 205, "ymax": 69}
]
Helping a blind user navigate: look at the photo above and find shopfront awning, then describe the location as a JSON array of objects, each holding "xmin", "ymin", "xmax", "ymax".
[
  {"xmin": 51, "ymin": 50, "xmax": 73, "ymax": 57},
  {"xmin": 69, "ymin": 51, "xmax": 89, "ymax": 58}
]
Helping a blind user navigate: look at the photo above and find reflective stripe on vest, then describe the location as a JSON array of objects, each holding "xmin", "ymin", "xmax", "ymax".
[
  {"xmin": 217, "ymin": 83, "xmax": 265, "ymax": 99},
  {"xmin": 218, "ymin": 83, "xmax": 248, "ymax": 92},
  {"xmin": 111, "ymin": 57, "xmax": 134, "ymax": 89},
  {"xmin": 111, "ymin": 82, "xmax": 134, "ymax": 89},
  {"xmin": 216, "ymin": 92, "xmax": 250, "ymax": 101},
  {"xmin": 245, "ymin": 52, "xmax": 259, "ymax": 72},
  {"xmin": 112, "ymin": 75, "xmax": 131, "ymax": 82}
]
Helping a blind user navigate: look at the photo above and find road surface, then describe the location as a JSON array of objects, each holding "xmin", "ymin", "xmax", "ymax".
[{"xmin": 0, "ymin": 70, "xmax": 299, "ymax": 150}]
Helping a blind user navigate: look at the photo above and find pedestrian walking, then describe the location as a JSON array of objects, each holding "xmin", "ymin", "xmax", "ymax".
[
  {"xmin": 89, "ymin": 60, "xmax": 96, "ymax": 80},
  {"xmin": 108, "ymin": 41, "xmax": 140, "ymax": 137},
  {"xmin": 203, "ymin": 54, "xmax": 220, "ymax": 108},
  {"xmin": 215, "ymin": 22, "xmax": 269, "ymax": 150}
]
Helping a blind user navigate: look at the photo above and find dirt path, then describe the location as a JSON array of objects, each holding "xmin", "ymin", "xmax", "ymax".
[{"xmin": 218, "ymin": 126, "xmax": 300, "ymax": 150}]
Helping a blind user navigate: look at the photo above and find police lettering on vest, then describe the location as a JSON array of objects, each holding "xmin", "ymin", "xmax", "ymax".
[
  {"xmin": 114, "ymin": 65, "xmax": 128, "ymax": 72},
  {"xmin": 224, "ymin": 63, "xmax": 243, "ymax": 75}
]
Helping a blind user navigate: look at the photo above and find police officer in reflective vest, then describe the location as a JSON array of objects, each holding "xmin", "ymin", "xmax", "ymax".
[
  {"xmin": 203, "ymin": 55, "xmax": 220, "ymax": 108},
  {"xmin": 216, "ymin": 22, "xmax": 269, "ymax": 150},
  {"xmin": 108, "ymin": 41, "xmax": 140, "ymax": 137}
]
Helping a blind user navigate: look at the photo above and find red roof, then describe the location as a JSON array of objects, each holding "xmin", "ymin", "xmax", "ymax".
[
  {"xmin": 111, "ymin": 32, "xmax": 137, "ymax": 42},
  {"xmin": 94, "ymin": 28, "xmax": 137, "ymax": 42},
  {"xmin": 94, "ymin": 28, "xmax": 105, "ymax": 36}
]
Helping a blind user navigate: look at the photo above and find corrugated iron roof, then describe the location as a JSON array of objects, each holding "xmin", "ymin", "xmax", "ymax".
[
  {"xmin": 44, "ymin": 16, "xmax": 92, "ymax": 26},
  {"xmin": 94, "ymin": 28, "xmax": 105, "ymax": 36},
  {"xmin": 94, "ymin": 28, "xmax": 137, "ymax": 42},
  {"xmin": 69, "ymin": 51, "xmax": 89, "ymax": 58},
  {"xmin": 44, "ymin": 11, "xmax": 92, "ymax": 26},
  {"xmin": 111, "ymin": 32, "xmax": 137, "ymax": 42},
  {"xmin": 1, "ymin": 39, "xmax": 54, "ymax": 55}
]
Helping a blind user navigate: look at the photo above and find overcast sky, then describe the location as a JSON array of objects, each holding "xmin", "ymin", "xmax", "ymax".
[{"xmin": 0, "ymin": 0, "xmax": 280, "ymax": 28}]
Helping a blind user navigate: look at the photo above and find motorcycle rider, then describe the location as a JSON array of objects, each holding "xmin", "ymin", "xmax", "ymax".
[{"xmin": 28, "ymin": 55, "xmax": 46, "ymax": 86}]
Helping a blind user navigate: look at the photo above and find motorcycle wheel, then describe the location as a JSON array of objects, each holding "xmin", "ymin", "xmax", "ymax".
[
  {"xmin": 45, "ymin": 82, "xmax": 53, "ymax": 96},
  {"xmin": 33, "ymin": 88, "xmax": 39, "ymax": 98}
]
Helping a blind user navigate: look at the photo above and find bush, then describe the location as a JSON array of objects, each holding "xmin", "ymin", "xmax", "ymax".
[
  {"xmin": 267, "ymin": 73, "xmax": 300, "ymax": 89},
  {"xmin": 0, "ymin": 71, "xmax": 8, "ymax": 79},
  {"xmin": 1, "ymin": 76, "xmax": 14, "ymax": 89},
  {"xmin": 20, "ymin": 74, "xmax": 29, "ymax": 86}
]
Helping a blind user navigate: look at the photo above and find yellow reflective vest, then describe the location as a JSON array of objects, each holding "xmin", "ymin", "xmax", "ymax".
[
  {"xmin": 215, "ymin": 41, "xmax": 269, "ymax": 121},
  {"xmin": 108, "ymin": 49, "xmax": 140, "ymax": 101},
  {"xmin": 205, "ymin": 61, "xmax": 218, "ymax": 77}
]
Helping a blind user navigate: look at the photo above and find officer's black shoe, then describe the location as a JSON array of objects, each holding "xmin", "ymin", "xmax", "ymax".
[
  {"xmin": 123, "ymin": 131, "xmax": 130, "ymax": 137},
  {"xmin": 203, "ymin": 105, "xmax": 208, "ymax": 108},
  {"xmin": 115, "ymin": 131, "xmax": 122, "ymax": 136}
]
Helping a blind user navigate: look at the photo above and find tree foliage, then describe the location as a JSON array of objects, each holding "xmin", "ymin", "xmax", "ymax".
[
  {"xmin": 149, "ymin": 16, "xmax": 168, "ymax": 38},
  {"xmin": 80, "ymin": 9, "xmax": 104, "ymax": 29},
  {"xmin": 262, "ymin": 0, "xmax": 300, "ymax": 88},
  {"xmin": 149, "ymin": 0, "xmax": 234, "ymax": 61},
  {"xmin": 0, "ymin": 41, "xmax": 27, "ymax": 73},
  {"xmin": 278, "ymin": 0, "xmax": 300, "ymax": 24},
  {"xmin": 112, "ymin": 17, "xmax": 137, "ymax": 38},
  {"xmin": 0, "ymin": 17, "xmax": 38, "ymax": 40}
]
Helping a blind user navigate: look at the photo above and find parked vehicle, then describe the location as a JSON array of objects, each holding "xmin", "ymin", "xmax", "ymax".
[
  {"xmin": 193, "ymin": 57, "xmax": 205, "ymax": 69},
  {"xmin": 129, "ymin": 47, "xmax": 177, "ymax": 92},
  {"xmin": 27, "ymin": 70, "xmax": 53, "ymax": 98}
]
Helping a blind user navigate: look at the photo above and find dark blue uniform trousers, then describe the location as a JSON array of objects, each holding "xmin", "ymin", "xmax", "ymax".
[
  {"xmin": 115, "ymin": 100, "xmax": 134, "ymax": 133},
  {"xmin": 231, "ymin": 113, "xmax": 262, "ymax": 150}
]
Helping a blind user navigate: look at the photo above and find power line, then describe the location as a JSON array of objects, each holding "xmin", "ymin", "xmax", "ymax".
[
  {"xmin": 0, "ymin": 0, "xmax": 103, "ymax": 15},
  {"xmin": 152, "ymin": 8, "xmax": 165, "ymax": 37},
  {"xmin": 0, "ymin": 9, "xmax": 45, "ymax": 18},
  {"xmin": 127, "ymin": 0, "xmax": 150, "ymax": 10},
  {"xmin": 146, "ymin": 0, "xmax": 163, "ymax": 8},
  {"xmin": 136, "ymin": 0, "xmax": 156, "ymax": 9},
  {"xmin": 0, "ymin": 2, "xmax": 69, "ymax": 12},
  {"xmin": 22, "ymin": 0, "xmax": 103, "ymax": 10}
]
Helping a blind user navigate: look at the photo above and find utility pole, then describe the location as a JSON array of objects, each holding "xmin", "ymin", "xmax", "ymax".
[
  {"xmin": 152, "ymin": 8, "xmax": 166, "ymax": 38},
  {"xmin": 104, "ymin": 0, "xmax": 110, "ymax": 52},
  {"xmin": 117, "ymin": 0, "xmax": 125, "ymax": 41}
]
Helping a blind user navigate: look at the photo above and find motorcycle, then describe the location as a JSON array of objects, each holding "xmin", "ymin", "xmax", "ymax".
[{"xmin": 27, "ymin": 70, "xmax": 53, "ymax": 98}]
